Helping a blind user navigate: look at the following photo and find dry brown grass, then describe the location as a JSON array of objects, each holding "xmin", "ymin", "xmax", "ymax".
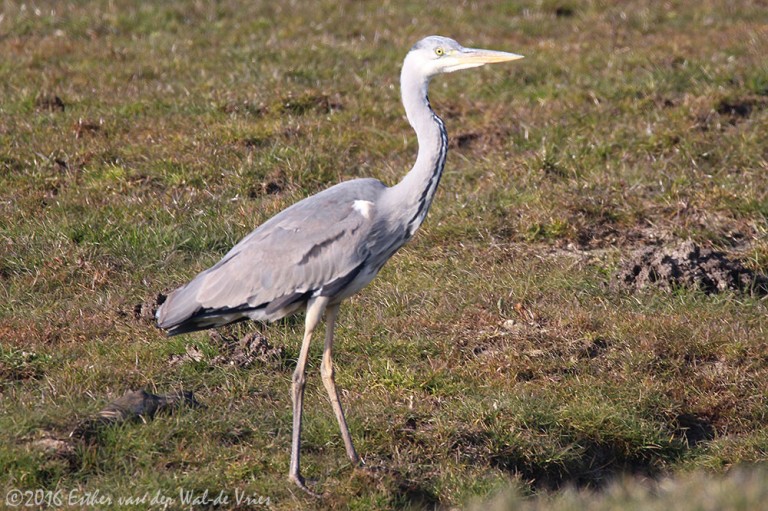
[{"xmin": 1, "ymin": 0, "xmax": 767, "ymax": 509}]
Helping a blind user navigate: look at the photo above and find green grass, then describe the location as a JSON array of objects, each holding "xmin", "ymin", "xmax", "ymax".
[{"xmin": 2, "ymin": 0, "xmax": 768, "ymax": 509}]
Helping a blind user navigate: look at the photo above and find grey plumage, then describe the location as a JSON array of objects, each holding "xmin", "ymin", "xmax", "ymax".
[
  {"xmin": 155, "ymin": 35, "xmax": 523, "ymax": 494},
  {"xmin": 157, "ymin": 179, "xmax": 387, "ymax": 334}
]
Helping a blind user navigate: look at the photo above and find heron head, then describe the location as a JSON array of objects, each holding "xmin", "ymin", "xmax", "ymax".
[{"xmin": 407, "ymin": 36, "xmax": 524, "ymax": 78}]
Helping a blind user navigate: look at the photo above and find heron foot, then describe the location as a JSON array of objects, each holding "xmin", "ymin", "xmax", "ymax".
[{"xmin": 289, "ymin": 473, "xmax": 321, "ymax": 498}]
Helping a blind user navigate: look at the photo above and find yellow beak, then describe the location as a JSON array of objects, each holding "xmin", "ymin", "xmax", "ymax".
[
  {"xmin": 443, "ymin": 47, "xmax": 524, "ymax": 73},
  {"xmin": 459, "ymin": 48, "xmax": 525, "ymax": 64}
]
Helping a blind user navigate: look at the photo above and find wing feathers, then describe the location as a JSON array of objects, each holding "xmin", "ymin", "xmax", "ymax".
[{"xmin": 157, "ymin": 179, "xmax": 386, "ymax": 333}]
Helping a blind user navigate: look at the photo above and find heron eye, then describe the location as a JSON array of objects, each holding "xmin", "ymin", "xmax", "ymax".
[{"xmin": 434, "ymin": 47, "xmax": 444, "ymax": 56}]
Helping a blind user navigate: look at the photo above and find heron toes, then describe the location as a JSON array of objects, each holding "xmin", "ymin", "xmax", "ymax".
[{"xmin": 289, "ymin": 473, "xmax": 321, "ymax": 498}]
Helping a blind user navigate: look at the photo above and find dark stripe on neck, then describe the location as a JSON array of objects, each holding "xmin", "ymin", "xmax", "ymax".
[{"xmin": 406, "ymin": 102, "xmax": 448, "ymax": 236}]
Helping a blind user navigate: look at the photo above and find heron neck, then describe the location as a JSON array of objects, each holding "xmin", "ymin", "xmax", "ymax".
[{"xmin": 392, "ymin": 72, "xmax": 448, "ymax": 238}]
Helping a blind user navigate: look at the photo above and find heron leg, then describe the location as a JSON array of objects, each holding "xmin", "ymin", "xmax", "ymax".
[
  {"xmin": 288, "ymin": 296, "xmax": 328, "ymax": 496},
  {"xmin": 320, "ymin": 303, "xmax": 361, "ymax": 465}
]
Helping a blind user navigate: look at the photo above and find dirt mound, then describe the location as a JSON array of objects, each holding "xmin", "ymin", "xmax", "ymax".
[
  {"xmin": 168, "ymin": 330, "xmax": 285, "ymax": 369},
  {"xmin": 209, "ymin": 330, "xmax": 285, "ymax": 368},
  {"xmin": 614, "ymin": 240, "xmax": 768, "ymax": 294},
  {"xmin": 132, "ymin": 292, "xmax": 167, "ymax": 323}
]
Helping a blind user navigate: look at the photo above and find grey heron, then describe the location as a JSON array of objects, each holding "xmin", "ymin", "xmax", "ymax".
[{"xmin": 156, "ymin": 35, "xmax": 523, "ymax": 494}]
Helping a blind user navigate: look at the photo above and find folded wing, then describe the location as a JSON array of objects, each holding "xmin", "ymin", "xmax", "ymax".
[{"xmin": 157, "ymin": 179, "xmax": 385, "ymax": 335}]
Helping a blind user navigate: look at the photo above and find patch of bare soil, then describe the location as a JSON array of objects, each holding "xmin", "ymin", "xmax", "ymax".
[
  {"xmin": 449, "ymin": 126, "xmax": 511, "ymax": 152},
  {"xmin": 614, "ymin": 240, "xmax": 768, "ymax": 295},
  {"xmin": 691, "ymin": 94, "xmax": 768, "ymax": 131},
  {"xmin": 671, "ymin": 412, "xmax": 715, "ymax": 447},
  {"xmin": 167, "ymin": 344, "xmax": 204, "ymax": 365},
  {"xmin": 247, "ymin": 168, "xmax": 288, "ymax": 198},
  {"xmin": 572, "ymin": 219, "xmax": 669, "ymax": 251},
  {"xmin": 715, "ymin": 96, "xmax": 767, "ymax": 121},
  {"xmin": 169, "ymin": 330, "xmax": 285, "ymax": 369},
  {"xmin": 132, "ymin": 292, "xmax": 167, "ymax": 323},
  {"xmin": 35, "ymin": 93, "xmax": 66, "ymax": 112},
  {"xmin": 209, "ymin": 330, "xmax": 285, "ymax": 369},
  {"xmin": 72, "ymin": 118, "xmax": 103, "ymax": 139}
]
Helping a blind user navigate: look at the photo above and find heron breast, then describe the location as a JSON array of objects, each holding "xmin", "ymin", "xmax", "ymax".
[{"xmin": 330, "ymin": 264, "xmax": 380, "ymax": 303}]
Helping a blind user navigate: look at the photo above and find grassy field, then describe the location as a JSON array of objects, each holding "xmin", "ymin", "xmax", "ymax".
[{"xmin": 2, "ymin": 0, "xmax": 767, "ymax": 509}]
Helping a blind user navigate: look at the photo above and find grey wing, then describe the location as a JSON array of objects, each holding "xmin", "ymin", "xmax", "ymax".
[{"xmin": 156, "ymin": 180, "xmax": 384, "ymax": 335}]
